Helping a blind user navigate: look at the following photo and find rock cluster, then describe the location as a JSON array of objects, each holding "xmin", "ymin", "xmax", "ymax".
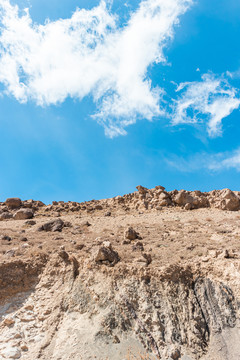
[{"xmin": 0, "ymin": 187, "xmax": 240, "ymax": 227}]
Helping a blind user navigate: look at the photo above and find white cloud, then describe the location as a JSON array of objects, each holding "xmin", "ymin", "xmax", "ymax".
[
  {"xmin": 172, "ymin": 73, "xmax": 240, "ymax": 137},
  {"xmin": 165, "ymin": 148, "xmax": 240, "ymax": 172},
  {"xmin": 0, "ymin": 0, "xmax": 192, "ymax": 137},
  {"xmin": 209, "ymin": 148, "xmax": 240, "ymax": 171}
]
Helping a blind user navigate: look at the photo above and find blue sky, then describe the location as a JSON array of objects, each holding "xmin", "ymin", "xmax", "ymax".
[{"xmin": 0, "ymin": 0, "xmax": 240, "ymax": 203}]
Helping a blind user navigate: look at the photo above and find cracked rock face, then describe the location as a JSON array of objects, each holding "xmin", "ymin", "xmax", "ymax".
[{"xmin": 0, "ymin": 259, "xmax": 239, "ymax": 360}]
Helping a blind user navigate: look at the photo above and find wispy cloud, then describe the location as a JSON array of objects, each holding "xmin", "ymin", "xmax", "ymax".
[
  {"xmin": 209, "ymin": 148, "xmax": 240, "ymax": 171},
  {"xmin": 166, "ymin": 147, "xmax": 240, "ymax": 172},
  {"xmin": 0, "ymin": 0, "xmax": 192, "ymax": 137},
  {"xmin": 172, "ymin": 73, "xmax": 240, "ymax": 137}
]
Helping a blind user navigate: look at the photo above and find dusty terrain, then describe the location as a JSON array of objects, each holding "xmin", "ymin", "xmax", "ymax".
[{"xmin": 0, "ymin": 186, "xmax": 239, "ymax": 359}]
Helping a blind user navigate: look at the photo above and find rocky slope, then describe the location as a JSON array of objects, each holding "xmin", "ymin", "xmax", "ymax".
[{"xmin": 0, "ymin": 186, "xmax": 239, "ymax": 359}]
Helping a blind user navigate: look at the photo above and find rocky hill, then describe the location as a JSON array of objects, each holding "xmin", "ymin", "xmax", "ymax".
[{"xmin": 0, "ymin": 186, "xmax": 239, "ymax": 359}]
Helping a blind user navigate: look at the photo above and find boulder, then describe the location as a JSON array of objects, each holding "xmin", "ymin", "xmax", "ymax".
[
  {"xmin": 217, "ymin": 189, "xmax": 240, "ymax": 211},
  {"xmin": 13, "ymin": 209, "xmax": 34, "ymax": 220},
  {"xmin": 173, "ymin": 191, "xmax": 194, "ymax": 207},
  {"xmin": 5, "ymin": 198, "xmax": 22, "ymax": 209},
  {"xmin": 136, "ymin": 185, "xmax": 148, "ymax": 195},
  {"xmin": 158, "ymin": 192, "xmax": 172, "ymax": 206},
  {"xmin": 37, "ymin": 218, "xmax": 64, "ymax": 232}
]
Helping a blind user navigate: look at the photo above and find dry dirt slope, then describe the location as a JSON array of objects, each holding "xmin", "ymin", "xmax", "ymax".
[{"xmin": 0, "ymin": 186, "xmax": 239, "ymax": 360}]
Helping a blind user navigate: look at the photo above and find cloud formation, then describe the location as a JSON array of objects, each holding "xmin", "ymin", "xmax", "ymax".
[
  {"xmin": 172, "ymin": 73, "xmax": 240, "ymax": 137},
  {"xmin": 209, "ymin": 148, "xmax": 240, "ymax": 171},
  {"xmin": 0, "ymin": 0, "xmax": 192, "ymax": 136},
  {"xmin": 165, "ymin": 147, "xmax": 240, "ymax": 173}
]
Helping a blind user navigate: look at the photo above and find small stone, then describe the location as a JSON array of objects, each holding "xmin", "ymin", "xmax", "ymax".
[
  {"xmin": 1, "ymin": 235, "xmax": 12, "ymax": 241},
  {"xmin": 58, "ymin": 250, "xmax": 69, "ymax": 261},
  {"xmin": 113, "ymin": 335, "xmax": 120, "ymax": 344},
  {"xmin": 122, "ymin": 239, "xmax": 131, "ymax": 245},
  {"xmin": 1, "ymin": 346, "xmax": 21, "ymax": 359},
  {"xmin": 104, "ymin": 211, "xmax": 111, "ymax": 217},
  {"xmin": 5, "ymin": 249, "xmax": 16, "ymax": 257},
  {"xmin": 75, "ymin": 244, "xmax": 84, "ymax": 250},
  {"xmin": 142, "ymin": 253, "xmax": 152, "ymax": 266},
  {"xmin": 80, "ymin": 221, "xmax": 91, "ymax": 227},
  {"xmin": 125, "ymin": 227, "xmax": 139, "ymax": 241},
  {"xmin": 132, "ymin": 241, "xmax": 144, "ymax": 252},
  {"xmin": 95, "ymin": 204, "xmax": 103, "ymax": 210},
  {"xmin": 21, "ymin": 345, "xmax": 28, "ymax": 352},
  {"xmin": 20, "ymin": 237, "xmax": 28, "ymax": 242},
  {"xmin": 171, "ymin": 349, "xmax": 181, "ymax": 360},
  {"xmin": 25, "ymin": 220, "xmax": 36, "ymax": 226},
  {"xmin": 3, "ymin": 317, "xmax": 15, "ymax": 326}
]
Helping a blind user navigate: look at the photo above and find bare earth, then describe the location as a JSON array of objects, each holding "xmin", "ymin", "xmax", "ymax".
[{"xmin": 0, "ymin": 186, "xmax": 239, "ymax": 360}]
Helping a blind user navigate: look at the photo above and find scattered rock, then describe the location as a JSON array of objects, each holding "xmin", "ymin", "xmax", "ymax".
[
  {"xmin": 223, "ymin": 249, "xmax": 236, "ymax": 259},
  {"xmin": 75, "ymin": 244, "xmax": 85, "ymax": 250},
  {"xmin": 1, "ymin": 235, "xmax": 12, "ymax": 241},
  {"xmin": 94, "ymin": 241, "xmax": 120, "ymax": 266},
  {"xmin": 37, "ymin": 219, "xmax": 64, "ymax": 232},
  {"xmin": 80, "ymin": 221, "xmax": 91, "ymax": 227},
  {"xmin": 104, "ymin": 211, "xmax": 111, "ymax": 217},
  {"xmin": 95, "ymin": 204, "xmax": 103, "ymax": 210},
  {"xmin": 171, "ymin": 349, "xmax": 181, "ymax": 360},
  {"xmin": 132, "ymin": 241, "xmax": 144, "ymax": 251},
  {"xmin": 21, "ymin": 345, "xmax": 28, "ymax": 352},
  {"xmin": 0, "ymin": 212, "xmax": 13, "ymax": 220},
  {"xmin": 13, "ymin": 209, "xmax": 34, "ymax": 220},
  {"xmin": 25, "ymin": 220, "xmax": 36, "ymax": 226},
  {"xmin": 58, "ymin": 250, "xmax": 69, "ymax": 261},
  {"xmin": 64, "ymin": 221, "xmax": 72, "ymax": 228},
  {"xmin": 20, "ymin": 237, "xmax": 28, "ymax": 242},
  {"xmin": 3, "ymin": 317, "xmax": 15, "ymax": 326},
  {"xmin": 5, "ymin": 249, "xmax": 16, "ymax": 257},
  {"xmin": 142, "ymin": 252, "xmax": 152, "ymax": 266},
  {"xmin": 184, "ymin": 203, "xmax": 192, "ymax": 210},
  {"xmin": 125, "ymin": 226, "xmax": 140, "ymax": 241},
  {"xmin": 1, "ymin": 346, "xmax": 21, "ymax": 359}
]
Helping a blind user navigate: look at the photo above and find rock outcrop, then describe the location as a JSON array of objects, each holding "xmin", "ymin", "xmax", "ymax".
[{"xmin": 0, "ymin": 186, "xmax": 240, "ymax": 360}]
